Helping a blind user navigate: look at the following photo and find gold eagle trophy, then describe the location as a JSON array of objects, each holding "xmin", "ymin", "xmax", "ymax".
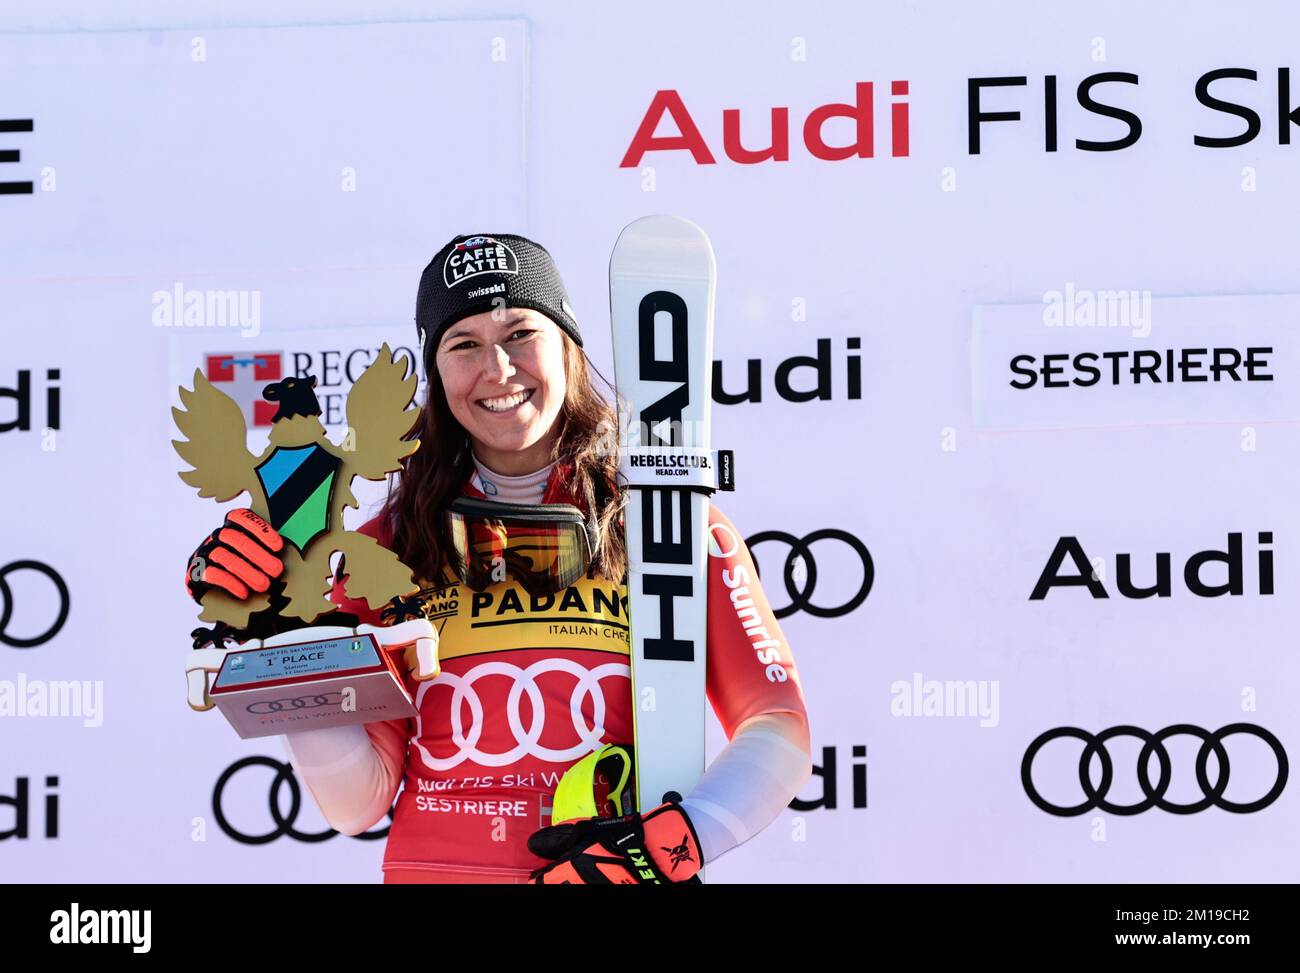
[{"xmin": 172, "ymin": 343, "xmax": 437, "ymax": 738}]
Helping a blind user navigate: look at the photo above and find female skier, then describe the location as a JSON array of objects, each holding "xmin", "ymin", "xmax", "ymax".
[{"xmin": 185, "ymin": 233, "xmax": 812, "ymax": 883}]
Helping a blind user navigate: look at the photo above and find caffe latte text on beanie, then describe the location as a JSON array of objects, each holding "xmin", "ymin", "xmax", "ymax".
[{"xmin": 416, "ymin": 233, "xmax": 584, "ymax": 364}]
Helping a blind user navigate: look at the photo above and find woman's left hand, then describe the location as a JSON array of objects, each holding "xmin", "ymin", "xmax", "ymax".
[{"xmin": 526, "ymin": 792, "xmax": 703, "ymax": 884}]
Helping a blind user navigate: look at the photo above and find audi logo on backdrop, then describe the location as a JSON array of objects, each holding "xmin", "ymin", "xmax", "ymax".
[
  {"xmin": 213, "ymin": 756, "xmax": 391, "ymax": 844},
  {"xmin": 0, "ymin": 560, "xmax": 70, "ymax": 648},
  {"xmin": 1022, "ymin": 724, "xmax": 1288, "ymax": 816},
  {"xmin": 734, "ymin": 527, "xmax": 874, "ymax": 619}
]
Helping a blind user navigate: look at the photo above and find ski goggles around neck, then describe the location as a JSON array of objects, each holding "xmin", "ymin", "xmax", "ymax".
[{"xmin": 444, "ymin": 496, "xmax": 599, "ymax": 595}]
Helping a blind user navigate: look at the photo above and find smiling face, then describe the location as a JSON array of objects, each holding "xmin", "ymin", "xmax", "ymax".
[{"xmin": 433, "ymin": 307, "xmax": 567, "ymax": 475}]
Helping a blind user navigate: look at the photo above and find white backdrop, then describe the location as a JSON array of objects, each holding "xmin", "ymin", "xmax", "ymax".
[{"xmin": 2, "ymin": 1, "xmax": 1298, "ymax": 882}]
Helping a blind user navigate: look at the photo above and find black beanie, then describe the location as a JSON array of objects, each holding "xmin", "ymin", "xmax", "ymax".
[{"xmin": 416, "ymin": 233, "xmax": 583, "ymax": 367}]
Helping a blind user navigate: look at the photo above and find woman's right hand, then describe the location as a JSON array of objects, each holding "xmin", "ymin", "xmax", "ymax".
[{"xmin": 185, "ymin": 508, "xmax": 285, "ymax": 604}]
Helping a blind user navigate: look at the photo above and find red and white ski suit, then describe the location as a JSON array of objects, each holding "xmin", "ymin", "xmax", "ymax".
[{"xmin": 283, "ymin": 459, "xmax": 811, "ymax": 883}]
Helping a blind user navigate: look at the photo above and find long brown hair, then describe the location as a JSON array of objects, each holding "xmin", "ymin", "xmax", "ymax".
[{"xmin": 381, "ymin": 331, "xmax": 628, "ymax": 586}]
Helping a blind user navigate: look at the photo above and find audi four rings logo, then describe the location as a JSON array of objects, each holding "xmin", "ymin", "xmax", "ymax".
[
  {"xmin": 213, "ymin": 756, "xmax": 391, "ymax": 844},
  {"xmin": 711, "ymin": 524, "xmax": 873, "ymax": 619},
  {"xmin": 246, "ymin": 692, "xmax": 345, "ymax": 714},
  {"xmin": 1022, "ymin": 724, "xmax": 1289, "ymax": 816},
  {"xmin": 0, "ymin": 560, "xmax": 70, "ymax": 648},
  {"xmin": 411, "ymin": 658, "xmax": 631, "ymax": 771}
]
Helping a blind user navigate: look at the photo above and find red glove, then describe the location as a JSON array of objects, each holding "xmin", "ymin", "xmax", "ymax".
[
  {"xmin": 185, "ymin": 508, "xmax": 285, "ymax": 603},
  {"xmin": 527, "ymin": 792, "xmax": 703, "ymax": 884}
]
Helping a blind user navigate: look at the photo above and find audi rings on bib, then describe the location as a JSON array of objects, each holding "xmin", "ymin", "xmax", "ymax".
[
  {"xmin": 0, "ymin": 560, "xmax": 70, "ymax": 648},
  {"xmin": 411, "ymin": 658, "xmax": 632, "ymax": 771},
  {"xmin": 213, "ymin": 756, "xmax": 392, "ymax": 844},
  {"xmin": 1021, "ymin": 724, "xmax": 1288, "ymax": 816}
]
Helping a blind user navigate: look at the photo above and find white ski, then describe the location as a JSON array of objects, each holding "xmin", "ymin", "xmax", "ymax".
[{"xmin": 609, "ymin": 215, "xmax": 718, "ymax": 833}]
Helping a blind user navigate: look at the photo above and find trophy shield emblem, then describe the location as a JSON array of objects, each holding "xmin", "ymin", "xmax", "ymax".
[{"xmin": 253, "ymin": 443, "xmax": 341, "ymax": 554}]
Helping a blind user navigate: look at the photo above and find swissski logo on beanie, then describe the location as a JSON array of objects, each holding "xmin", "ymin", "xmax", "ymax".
[{"xmin": 443, "ymin": 236, "xmax": 520, "ymax": 287}]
